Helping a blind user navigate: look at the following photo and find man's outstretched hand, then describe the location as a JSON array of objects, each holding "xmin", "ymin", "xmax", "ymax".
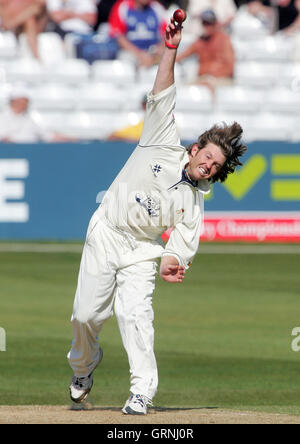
[{"xmin": 160, "ymin": 257, "xmax": 186, "ymax": 283}]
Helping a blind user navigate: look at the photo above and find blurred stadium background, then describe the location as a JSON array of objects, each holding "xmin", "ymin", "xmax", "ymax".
[
  {"xmin": 0, "ymin": 1, "xmax": 300, "ymax": 419},
  {"xmin": 0, "ymin": 2, "xmax": 299, "ymax": 242}
]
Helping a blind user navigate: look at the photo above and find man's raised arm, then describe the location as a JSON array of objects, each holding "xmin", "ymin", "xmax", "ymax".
[{"xmin": 152, "ymin": 18, "xmax": 183, "ymax": 96}]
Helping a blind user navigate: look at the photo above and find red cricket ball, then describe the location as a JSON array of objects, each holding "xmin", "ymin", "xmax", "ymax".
[{"xmin": 173, "ymin": 9, "xmax": 187, "ymax": 24}]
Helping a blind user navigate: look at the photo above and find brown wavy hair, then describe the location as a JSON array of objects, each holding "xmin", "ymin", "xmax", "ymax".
[{"xmin": 186, "ymin": 122, "xmax": 248, "ymax": 183}]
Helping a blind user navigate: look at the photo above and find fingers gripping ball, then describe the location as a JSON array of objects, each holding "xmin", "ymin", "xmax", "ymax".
[{"xmin": 173, "ymin": 9, "xmax": 187, "ymax": 25}]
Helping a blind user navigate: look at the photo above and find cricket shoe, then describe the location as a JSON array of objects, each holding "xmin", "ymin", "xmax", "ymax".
[
  {"xmin": 69, "ymin": 347, "xmax": 103, "ymax": 404},
  {"xmin": 122, "ymin": 394, "xmax": 152, "ymax": 415}
]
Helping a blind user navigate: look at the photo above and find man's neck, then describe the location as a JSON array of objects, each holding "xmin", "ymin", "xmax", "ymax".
[{"xmin": 183, "ymin": 165, "xmax": 198, "ymax": 187}]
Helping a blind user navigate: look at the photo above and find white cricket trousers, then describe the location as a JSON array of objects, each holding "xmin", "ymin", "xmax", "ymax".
[{"xmin": 67, "ymin": 214, "xmax": 159, "ymax": 400}]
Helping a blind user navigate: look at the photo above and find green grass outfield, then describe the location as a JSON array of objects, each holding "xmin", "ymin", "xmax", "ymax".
[{"xmin": 0, "ymin": 242, "xmax": 300, "ymax": 416}]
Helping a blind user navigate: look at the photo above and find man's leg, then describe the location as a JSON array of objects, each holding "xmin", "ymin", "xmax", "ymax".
[
  {"xmin": 114, "ymin": 260, "xmax": 158, "ymax": 411},
  {"xmin": 67, "ymin": 218, "xmax": 116, "ymax": 401},
  {"xmin": 68, "ymin": 247, "xmax": 116, "ymax": 375}
]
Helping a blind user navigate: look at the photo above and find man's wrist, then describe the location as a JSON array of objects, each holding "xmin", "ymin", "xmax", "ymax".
[{"xmin": 165, "ymin": 41, "xmax": 178, "ymax": 49}]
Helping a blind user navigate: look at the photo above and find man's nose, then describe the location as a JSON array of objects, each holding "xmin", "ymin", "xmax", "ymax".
[{"xmin": 206, "ymin": 160, "xmax": 213, "ymax": 170}]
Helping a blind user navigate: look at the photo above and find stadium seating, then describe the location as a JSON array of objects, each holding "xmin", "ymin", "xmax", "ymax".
[
  {"xmin": 0, "ymin": 32, "xmax": 18, "ymax": 60},
  {"xmin": 234, "ymin": 62, "xmax": 282, "ymax": 88},
  {"xmin": 31, "ymin": 83, "xmax": 77, "ymax": 111},
  {"xmin": 279, "ymin": 62, "xmax": 300, "ymax": 88},
  {"xmin": 91, "ymin": 60, "xmax": 136, "ymax": 85},
  {"xmin": 294, "ymin": 33, "xmax": 300, "ymax": 62},
  {"xmin": 137, "ymin": 63, "xmax": 185, "ymax": 86},
  {"xmin": 0, "ymin": 83, "xmax": 11, "ymax": 110},
  {"xmin": 232, "ymin": 35, "xmax": 293, "ymax": 63},
  {"xmin": 31, "ymin": 110, "xmax": 68, "ymax": 134},
  {"xmin": 19, "ymin": 32, "xmax": 66, "ymax": 65},
  {"xmin": 206, "ymin": 111, "xmax": 256, "ymax": 141},
  {"xmin": 245, "ymin": 112, "xmax": 297, "ymax": 142},
  {"xmin": 57, "ymin": 111, "xmax": 108, "ymax": 140},
  {"xmin": 1, "ymin": 5, "xmax": 300, "ymax": 144},
  {"xmin": 136, "ymin": 65, "xmax": 159, "ymax": 86},
  {"xmin": 8, "ymin": 58, "xmax": 45, "ymax": 85},
  {"xmin": 45, "ymin": 59, "xmax": 91, "ymax": 84},
  {"xmin": 231, "ymin": 6, "xmax": 270, "ymax": 40},
  {"xmin": 175, "ymin": 112, "xmax": 209, "ymax": 141},
  {"xmin": 291, "ymin": 125, "xmax": 300, "ymax": 142},
  {"xmin": 76, "ymin": 83, "xmax": 128, "ymax": 111},
  {"xmin": 176, "ymin": 85, "xmax": 213, "ymax": 112},
  {"xmin": 59, "ymin": 111, "xmax": 140, "ymax": 140},
  {"xmin": 178, "ymin": 56, "xmax": 199, "ymax": 83},
  {"xmin": 215, "ymin": 86, "xmax": 264, "ymax": 113},
  {"xmin": 263, "ymin": 87, "xmax": 300, "ymax": 114},
  {"xmin": 121, "ymin": 84, "xmax": 150, "ymax": 111}
]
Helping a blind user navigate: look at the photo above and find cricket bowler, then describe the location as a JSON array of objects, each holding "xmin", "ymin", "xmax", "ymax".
[{"xmin": 68, "ymin": 14, "xmax": 248, "ymax": 415}]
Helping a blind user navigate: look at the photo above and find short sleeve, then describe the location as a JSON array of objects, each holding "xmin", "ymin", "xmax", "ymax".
[{"xmin": 108, "ymin": 0, "xmax": 127, "ymax": 37}]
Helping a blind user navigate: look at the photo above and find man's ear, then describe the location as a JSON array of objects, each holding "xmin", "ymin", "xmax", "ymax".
[{"xmin": 190, "ymin": 144, "xmax": 199, "ymax": 157}]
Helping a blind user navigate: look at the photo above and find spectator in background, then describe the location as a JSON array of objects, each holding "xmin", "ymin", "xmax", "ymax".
[
  {"xmin": 108, "ymin": 94, "xmax": 147, "ymax": 142},
  {"xmin": 285, "ymin": 0, "xmax": 300, "ymax": 33},
  {"xmin": 94, "ymin": 0, "xmax": 119, "ymax": 31},
  {"xmin": 46, "ymin": 0, "xmax": 98, "ymax": 38},
  {"xmin": 187, "ymin": 0, "xmax": 237, "ymax": 36},
  {"xmin": 0, "ymin": 0, "xmax": 47, "ymax": 59},
  {"xmin": 233, "ymin": 0, "xmax": 248, "ymax": 5},
  {"xmin": 108, "ymin": 0, "xmax": 167, "ymax": 67},
  {"xmin": 176, "ymin": 10, "xmax": 235, "ymax": 97},
  {"xmin": 94, "ymin": 0, "xmax": 186, "ymax": 32},
  {"xmin": 158, "ymin": 0, "xmax": 188, "ymax": 8},
  {"xmin": 246, "ymin": 0, "xmax": 299, "ymax": 33},
  {"xmin": 0, "ymin": 86, "xmax": 73, "ymax": 143}
]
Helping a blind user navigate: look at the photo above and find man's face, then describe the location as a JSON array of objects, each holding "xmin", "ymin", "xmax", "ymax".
[
  {"xmin": 187, "ymin": 143, "xmax": 226, "ymax": 181},
  {"xmin": 10, "ymin": 97, "xmax": 29, "ymax": 114},
  {"xmin": 202, "ymin": 21, "xmax": 218, "ymax": 37},
  {"xmin": 136, "ymin": 0, "xmax": 151, "ymax": 7}
]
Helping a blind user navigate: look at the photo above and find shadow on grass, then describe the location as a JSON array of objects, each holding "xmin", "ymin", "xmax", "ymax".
[{"xmin": 69, "ymin": 403, "xmax": 219, "ymax": 412}]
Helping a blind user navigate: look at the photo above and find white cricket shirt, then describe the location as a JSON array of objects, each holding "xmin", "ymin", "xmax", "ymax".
[{"xmin": 97, "ymin": 84, "xmax": 210, "ymax": 268}]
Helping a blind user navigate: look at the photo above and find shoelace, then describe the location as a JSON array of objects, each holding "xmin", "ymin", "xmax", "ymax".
[
  {"xmin": 132, "ymin": 394, "xmax": 153, "ymax": 408},
  {"xmin": 72, "ymin": 375, "xmax": 91, "ymax": 390}
]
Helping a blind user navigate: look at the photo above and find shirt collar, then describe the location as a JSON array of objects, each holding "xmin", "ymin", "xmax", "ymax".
[{"xmin": 182, "ymin": 168, "xmax": 198, "ymax": 188}]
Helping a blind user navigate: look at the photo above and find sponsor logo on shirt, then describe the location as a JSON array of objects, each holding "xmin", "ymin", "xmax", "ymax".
[{"xmin": 135, "ymin": 193, "xmax": 160, "ymax": 217}]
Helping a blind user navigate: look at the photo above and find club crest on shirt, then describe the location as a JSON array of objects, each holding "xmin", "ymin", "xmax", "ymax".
[
  {"xmin": 151, "ymin": 163, "xmax": 162, "ymax": 177},
  {"xmin": 135, "ymin": 193, "xmax": 160, "ymax": 217}
]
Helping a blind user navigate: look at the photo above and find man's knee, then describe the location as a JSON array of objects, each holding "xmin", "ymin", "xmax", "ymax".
[
  {"xmin": 72, "ymin": 307, "xmax": 112, "ymax": 328},
  {"xmin": 115, "ymin": 302, "xmax": 154, "ymax": 328}
]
